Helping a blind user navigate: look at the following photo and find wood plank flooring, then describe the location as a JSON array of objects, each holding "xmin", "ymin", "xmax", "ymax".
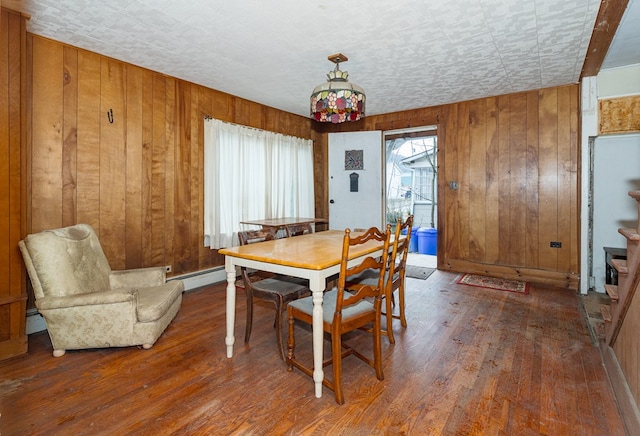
[{"xmin": 0, "ymin": 270, "xmax": 626, "ymax": 435}]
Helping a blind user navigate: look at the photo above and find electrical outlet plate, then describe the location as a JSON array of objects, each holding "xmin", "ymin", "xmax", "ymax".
[{"xmin": 165, "ymin": 265, "xmax": 172, "ymax": 273}]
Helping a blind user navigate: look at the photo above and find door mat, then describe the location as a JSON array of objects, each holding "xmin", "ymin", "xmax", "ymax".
[
  {"xmin": 405, "ymin": 266, "xmax": 435, "ymax": 280},
  {"xmin": 457, "ymin": 274, "xmax": 529, "ymax": 294}
]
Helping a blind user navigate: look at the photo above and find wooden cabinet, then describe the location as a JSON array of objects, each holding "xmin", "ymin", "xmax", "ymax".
[{"xmin": 0, "ymin": 8, "xmax": 28, "ymax": 360}]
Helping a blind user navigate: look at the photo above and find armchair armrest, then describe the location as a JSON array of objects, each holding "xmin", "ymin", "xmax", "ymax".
[
  {"xmin": 35, "ymin": 289, "xmax": 136, "ymax": 311},
  {"xmin": 109, "ymin": 267, "xmax": 166, "ymax": 289}
]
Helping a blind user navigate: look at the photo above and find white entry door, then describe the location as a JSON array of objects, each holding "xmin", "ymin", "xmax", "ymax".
[{"xmin": 328, "ymin": 131, "xmax": 383, "ymax": 231}]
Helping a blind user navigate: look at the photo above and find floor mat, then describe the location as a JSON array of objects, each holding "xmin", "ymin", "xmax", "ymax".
[
  {"xmin": 405, "ymin": 266, "xmax": 435, "ymax": 280},
  {"xmin": 457, "ymin": 274, "xmax": 528, "ymax": 294}
]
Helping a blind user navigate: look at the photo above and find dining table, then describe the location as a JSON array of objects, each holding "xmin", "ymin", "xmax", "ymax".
[
  {"xmin": 218, "ymin": 229, "xmax": 387, "ymax": 398},
  {"xmin": 239, "ymin": 217, "xmax": 329, "ymax": 234}
]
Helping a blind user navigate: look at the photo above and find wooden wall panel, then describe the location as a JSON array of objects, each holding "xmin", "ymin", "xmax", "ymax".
[
  {"xmin": 0, "ymin": 9, "xmax": 11, "ymax": 288},
  {"xmin": 509, "ymin": 93, "xmax": 527, "ymax": 266},
  {"xmin": 442, "ymin": 105, "xmax": 459, "ymax": 261},
  {"xmin": 196, "ymin": 85, "xmax": 215, "ymax": 270},
  {"xmin": 62, "ymin": 46, "xmax": 77, "ymax": 227},
  {"xmin": 556, "ymin": 86, "xmax": 574, "ymax": 274},
  {"xmin": 484, "ymin": 97, "xmax": 500, "ymax": 264},
  {"xmin": 525, "ymin": 91, "xmax": 540, "ymax": 269},
  {"xmin": 0, "ymin": 8, "xmax": 27, "ymax": 359},
  {"xmin": 30, "ymin": 38, "xmax": 63, "ymax": 232},
  {"xmin": 468, "ymin": 99, "xmax": 487, "ymax": 263},
  {"xmin": 174, "ymin": 80, "xmax": 192, "ymax": 273},
  {"xmin": 141, "ymin": 69, "xmax": 154, "ymax": 267},
  {"xmin": 99, "ymin": 58, "xmax": 126, "ymax": 269},
  {"xmin": 569, "ymin": 86, "xmax": 580, "ymax": 275},
  {"xmin": 76, "ymin": 50, "xmax": 101, "ymax": 231},
  {"xmin": 125, "ymin": 66, "xmax": 143, "ymax": 269},
  {"xmin": 149, "ymin": 73, "xmax": 167, "ymax": 268},
  {"xmin": 537, "ymin": 89, "xmax": 560, "ymax": 272},
  {"xmin": 165, "ymin": 78, "xmax": 177, "ymax": 272},
  {"xmin": 457, "ymin": 102, "xmax": 471, "ymax": 260}
]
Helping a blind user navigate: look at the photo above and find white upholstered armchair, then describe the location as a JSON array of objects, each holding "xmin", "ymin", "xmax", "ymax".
[{"xmin": 19, "ymin": 224, "xmax": 184, "ymax": 357}]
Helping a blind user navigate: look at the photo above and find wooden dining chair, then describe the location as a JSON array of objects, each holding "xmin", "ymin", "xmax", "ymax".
[
  {"xmin": 286, "ymin": 225, "xmax": 392, "ymax": 404},
  {"xmin": 284, "ymin": 222, "xmax": 313, "ymax": 237},
  {"xmin": 237, "ymin": 229, "xmax": 310, "ymax": 360},
  {"xmin": 345, "ymin": 215, "xmax": 414, "ymax": 344},
  {"xmin": 383, "ymin": 215, "xmax": 414, "ymax": 343}
]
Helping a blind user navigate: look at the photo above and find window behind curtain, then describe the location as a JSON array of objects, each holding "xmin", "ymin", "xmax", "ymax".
[{"xmin": 203, "ymin": 118, "xmax": 314, "ymax": 249}]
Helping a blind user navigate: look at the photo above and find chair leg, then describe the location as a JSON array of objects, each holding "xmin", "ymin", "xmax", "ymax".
[
  {"xmin": 244, "ymin": 289, "xmax": 253, "ymax": 344},
  {"xmin": 274, "ymin": 299, "xmax": 285, "ymax": 361},
  {"xmin": 373, "ymin": 316, "xmax": 384, "ymax": 381},
  {"xmin": 332, "ymin": 329, "xmax": 345, "ymax": 405},
  {"xmin": 286, "ymin": 307, "xmax": 295, "ymax": 371},
  {"xmin": 385, "ymin": 290, "xmax": 395, "ymax": 344},
  {"xmin": 398, "ymin": 283, "xmax": 407, "ymax": 328}
]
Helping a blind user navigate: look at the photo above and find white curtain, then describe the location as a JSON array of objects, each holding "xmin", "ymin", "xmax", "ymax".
[{"xmin": 204, "ymin": 118, "xmax": 315, "ymax": 249}]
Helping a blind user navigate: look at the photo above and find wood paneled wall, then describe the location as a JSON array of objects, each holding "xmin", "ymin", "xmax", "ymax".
[
  {"xmin": 441, "ymin": 87, "xmax": 579, "ymax": 288},
  {"xmin": 319, "ymin": 86, "xmax": 580, "ymax": 289},
  {"xmin": 0, "ymin": 8, "xmax": 27, "ymax": 360},
  {"xmin": 26, "ymin": 35, "xmax": 316, "ymax": 305},
  {"xmin": 25, "ymin": 34, "xmax": 581, "ymax": 323}
]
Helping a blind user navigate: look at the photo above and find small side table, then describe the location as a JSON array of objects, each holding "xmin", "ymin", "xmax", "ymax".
[{"xmin": 604, "ymin": 247, "xmax": 627, "ymax": 285}]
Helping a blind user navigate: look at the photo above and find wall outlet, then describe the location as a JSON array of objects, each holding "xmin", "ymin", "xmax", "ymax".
[
  {"xmin": 550, "ymin": 241, "xmax": 562, "ymax": 248},
  {"xmin": 165, "ymin": 265, "xmax": 172, "ymax": 273}
]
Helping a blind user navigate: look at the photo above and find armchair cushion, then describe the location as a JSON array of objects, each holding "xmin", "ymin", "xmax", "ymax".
[
  {"xmin": 136, "ymin": 282, "xmax": 185, "ymax": 323},
  {"xmin": 35, "ymin": 289, "xmax": 136, "ymax": 311}
]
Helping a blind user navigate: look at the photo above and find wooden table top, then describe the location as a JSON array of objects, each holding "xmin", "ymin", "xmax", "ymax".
[
  {"xmin": 218, "ymin": 230, "xmax": 382, "ymax": 270},
  {"xmin": 239, "ymin": 217, "xmax": 328, "ymax": 227}
]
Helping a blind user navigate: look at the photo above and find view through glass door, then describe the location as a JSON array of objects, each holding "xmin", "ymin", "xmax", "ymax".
[{"xmin": 384, "ymin": 127, "xmax": 438, "ymax": 259}]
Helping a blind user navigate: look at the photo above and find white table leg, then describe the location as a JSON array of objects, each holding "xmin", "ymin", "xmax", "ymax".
[
  {"xmin": 225, "ymin": 259, "xmax": 237, "ymax": 358},
  {"xmin": 310, "ymin": 275, "xmax": 325, "ymax": 398}
]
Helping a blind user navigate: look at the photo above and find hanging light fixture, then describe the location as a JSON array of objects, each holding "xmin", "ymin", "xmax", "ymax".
[{"xmin": 310, "ymin": 53, "xmax": 365, "ymax": 123}]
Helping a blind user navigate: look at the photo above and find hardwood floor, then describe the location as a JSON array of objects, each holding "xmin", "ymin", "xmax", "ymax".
[{"xmin": 0, "ymin": 270, "xmax": 626, "ymax": 435}]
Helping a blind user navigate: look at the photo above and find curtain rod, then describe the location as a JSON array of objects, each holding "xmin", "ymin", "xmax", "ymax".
[{"xmin": 202, "ymin": 116, "xmax": 311, "ymax": 142}]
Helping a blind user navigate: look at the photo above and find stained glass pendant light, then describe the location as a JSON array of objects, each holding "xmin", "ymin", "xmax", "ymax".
[{"xmin": 310, "ymin": 53, "xmax": 365, "ymax": 123}]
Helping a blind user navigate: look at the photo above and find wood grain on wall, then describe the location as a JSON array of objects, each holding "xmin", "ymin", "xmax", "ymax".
[
  {"xmin": 26, "ymin": 35, "xmax": 315, "ymax": 298},
  {"xmin": 441, "ymin": 86, "xmax": 579, "ymax": 288},
  {"xmin": 0, "ymin": 8, "xmax": 27, "ymax": 360}
]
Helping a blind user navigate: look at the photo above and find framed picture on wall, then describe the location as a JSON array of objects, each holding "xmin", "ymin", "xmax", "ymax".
[{"xmin": 345, "ymin": 149, "xmax": 364, "ymax": 170}]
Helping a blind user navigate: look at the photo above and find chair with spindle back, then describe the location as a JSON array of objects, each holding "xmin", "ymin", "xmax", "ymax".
[{"xmin": 384, "ymin": 215, "xmax": 413, "ymax": 343}]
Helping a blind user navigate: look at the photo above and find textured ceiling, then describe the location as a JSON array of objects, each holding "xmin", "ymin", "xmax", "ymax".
[{"xmin": 5, "ymin": 0, "xmax": 638, "ymax": 118}]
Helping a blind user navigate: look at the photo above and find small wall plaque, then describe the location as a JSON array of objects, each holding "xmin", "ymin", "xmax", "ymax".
[
  {"xmin": 350, "ymin": 172, "xmax": 359, "ymax": 192},
  {"xmin": 345, "ymin": 149, "xmax": 364, "ymax": 170}
]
